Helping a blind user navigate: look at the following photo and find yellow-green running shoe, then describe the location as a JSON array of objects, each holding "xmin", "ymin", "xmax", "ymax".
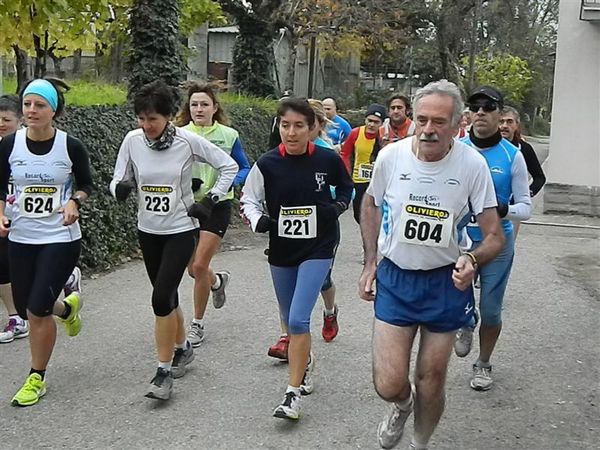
[
  {"xmin": 12, "ymin": 373, "xmax": 46, "ymax": 406},
  {"xmin": 57, "ymin": 293, "xmax": 83, "ymax": 336}
]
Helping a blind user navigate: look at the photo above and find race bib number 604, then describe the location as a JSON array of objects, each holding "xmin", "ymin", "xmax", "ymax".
[
  {"xmin": 278, "ymin": 205, "xmax": 317, "ymax": 239},
  {"xmin": 398, "ymin": 204, "xmax": 453, "ymax": 248}
]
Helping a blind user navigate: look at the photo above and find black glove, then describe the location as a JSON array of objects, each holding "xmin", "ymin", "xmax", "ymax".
[
  {"xmin": 255, "ymin": 215, "xmax": 273, "ymax": 233},
  {"xmin": 191, "ymin": 178, "xmax": 203, "ymax": 192},
  {"xmin": 115, "ymin": 180, "xmax": 135, "ymax": 202},
  {"xmin": 187, "ymin": 196, "xmax": 216, "ymax": 222},
  {"xmin": 318, "ymin": 201, "xmax": 348, "ymax": 223},
  {"xmin": 496, "ymin": 202, "xmax": 509, "ymax": 218}
]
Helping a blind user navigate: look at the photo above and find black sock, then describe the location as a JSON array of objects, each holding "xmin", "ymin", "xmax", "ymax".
[
  {"xmin": 60, "ymin": 303, "xmax": 72, "ymax": 319},
  {"xmin": 29, "ymin": 368, "xmax": 46, "ymax": 380}
]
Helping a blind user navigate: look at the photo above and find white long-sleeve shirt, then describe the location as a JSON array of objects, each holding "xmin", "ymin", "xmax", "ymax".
[{"xmin": 110, "ymin": 127, "xmax": 238, "ymax": 235}]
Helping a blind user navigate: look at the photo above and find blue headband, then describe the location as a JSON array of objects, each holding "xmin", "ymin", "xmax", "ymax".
[{"xmin": 23, "ymin": 79, "xmax": 59, "ymax": 112}]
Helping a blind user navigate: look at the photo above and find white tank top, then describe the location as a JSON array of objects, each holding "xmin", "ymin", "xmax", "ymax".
[{"xmin": 9, "ymin": 128, "xmax": 81, "ymax": 244}]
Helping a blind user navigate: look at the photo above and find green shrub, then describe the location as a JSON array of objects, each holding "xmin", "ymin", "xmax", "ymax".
[{"xmin": 54, "ymin": 99, "xmax": 273, "ymax": 271}]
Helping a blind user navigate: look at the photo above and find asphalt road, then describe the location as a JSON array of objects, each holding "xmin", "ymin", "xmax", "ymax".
[{"xmin": 0, "ymin": 179, "xmax": 598, "ymax": 449}]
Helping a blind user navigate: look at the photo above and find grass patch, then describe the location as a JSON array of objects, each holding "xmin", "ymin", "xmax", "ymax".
[
  {"xmin": 220, "ymin": 92, "xmax": 277, "ymax": 112},
  {"xmin": 1, "ymin": 78, "xmax": 126, "ymax": 106}
]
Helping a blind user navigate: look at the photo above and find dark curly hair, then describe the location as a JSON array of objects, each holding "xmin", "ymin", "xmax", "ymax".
[{"xmin": 133, "ymin": 80, "xmax": 180, "ymax": 117}]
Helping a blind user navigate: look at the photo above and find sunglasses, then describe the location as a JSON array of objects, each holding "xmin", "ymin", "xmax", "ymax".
[{"xmin": 468, "ymin": 101, "xmax": 499, "ymax": 113}]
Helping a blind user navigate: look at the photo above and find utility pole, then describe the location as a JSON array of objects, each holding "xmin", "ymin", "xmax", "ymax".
[{"xmin": 307, "ymin": 35, "xmax": 317, "ymax": 98}]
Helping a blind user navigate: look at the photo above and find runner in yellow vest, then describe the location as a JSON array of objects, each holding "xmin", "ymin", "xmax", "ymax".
[{"xmin": 340, "ymin": 104, "xmax": 386, "ymax": 224}]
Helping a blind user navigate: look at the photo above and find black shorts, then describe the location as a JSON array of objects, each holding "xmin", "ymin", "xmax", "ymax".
[
  {"xmin": 200, "ymin": 200, "xmax": 232, "ymax": 238},
  {"xmin": 0, "ymin": 236, "xmax": 10, "ymax": 284}
]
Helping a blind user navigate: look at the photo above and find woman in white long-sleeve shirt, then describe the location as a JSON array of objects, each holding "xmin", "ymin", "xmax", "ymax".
[{"xmin": 109, "ymin": 80, "xmax": 238, "ymax": 401}]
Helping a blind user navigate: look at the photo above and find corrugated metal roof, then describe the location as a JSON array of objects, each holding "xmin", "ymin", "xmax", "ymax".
[{"xmin": 208, "ymin": 26, "xmax": 239, "ymax": 34}]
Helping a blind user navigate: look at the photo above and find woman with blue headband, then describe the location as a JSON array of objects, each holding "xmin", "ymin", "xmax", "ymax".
[{"xmin": 0, "ymin": 78, "xmax": 94, "ymax": 407}]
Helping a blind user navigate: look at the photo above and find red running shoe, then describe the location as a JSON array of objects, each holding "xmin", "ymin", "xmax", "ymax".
[
  {"xmin": 322, "ymin": 306, "xmax": 339, "ymax": 342},
  {"xmin": 268, "ymin": 335, "xmax": 289, "ymax": 360}
]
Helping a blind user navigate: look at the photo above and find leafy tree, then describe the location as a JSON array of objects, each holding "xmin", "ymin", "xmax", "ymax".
[
  {"xmin": 217, "ymin": 0, "xmax": 284, "ymax": 97},
  {"xmin": 127, "ymin": 0, "xmax": 186, "ymax": 99},
  {"xmin": 468, "ymin": 53, "xmax": 533, "ymax": 106}
]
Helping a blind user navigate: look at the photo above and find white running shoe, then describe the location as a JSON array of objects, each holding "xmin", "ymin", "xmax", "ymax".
[
  {"xmin": 187, "ymin": 322, "xmax": 205, "ymax": 348},
  {"xmin": 377, "ymin": 386, "xmax": 414, "ymax": 449},
  {"xmin": 211, "ymin": 271, "xmax": 230, "ymax": 309},
  {"xmin": 273, "ymin": 391, "xmax": 301, "ymax": 420},
  {"xmin": 300, "ymin": 351, "xmax": 315, "ymax": 395},
  {"xmin": 454, "ymin": 326, "xmax": 474, "ymax": 357},
  {"xmin": 0, "ymin": 318, "xmax": 29, "ymax": 343},
  {"xmin": 64, "ymin": 266, "xmax": 82, "ymax": 297},
  {"xmin": 470, "ymin": 364, "xmax": 493, "ymax": 391}
]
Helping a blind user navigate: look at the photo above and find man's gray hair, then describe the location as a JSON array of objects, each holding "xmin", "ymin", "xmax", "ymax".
[
  {"xmin": 413, "ymin": 79, "xmax": 464, "ymax": 126},
  {"xmin": 502, "ymin": 105, "xmax": 520, "ymax": 123}
]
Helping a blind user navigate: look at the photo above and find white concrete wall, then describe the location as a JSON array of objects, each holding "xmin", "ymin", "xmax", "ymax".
[{"xmin": 547, "ymin": 0, "xmax": 600, "ymax": 186}]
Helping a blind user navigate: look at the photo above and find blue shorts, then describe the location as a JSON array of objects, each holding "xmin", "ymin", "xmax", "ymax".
[
  {"xmin": 374, "ymin": 258, "xmax": 474, "ymax": 333},
  {"xmin": 471, "ymin": 231, "xmax": 515, "ymax": 326}
]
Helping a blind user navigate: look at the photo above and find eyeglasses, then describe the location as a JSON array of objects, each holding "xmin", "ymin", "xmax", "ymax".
[{"xmin": 468, "ymin": 101, "xmax": 498, "ymax": 113}]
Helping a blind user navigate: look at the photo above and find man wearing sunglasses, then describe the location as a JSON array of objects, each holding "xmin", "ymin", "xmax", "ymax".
[{"xmin": 457, "ymin": 86, "xmax": 531, "ymax": 391}]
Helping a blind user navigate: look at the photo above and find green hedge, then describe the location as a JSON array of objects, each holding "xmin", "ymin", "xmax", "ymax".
[{"xmin": 55, "ymin": 102, "xmax": 273, "ymax": 271}]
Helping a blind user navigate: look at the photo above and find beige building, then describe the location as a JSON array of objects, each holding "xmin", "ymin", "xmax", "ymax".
[{"xmin": 544, "ymin": 0, "xmax": 600, "ymax": 216}]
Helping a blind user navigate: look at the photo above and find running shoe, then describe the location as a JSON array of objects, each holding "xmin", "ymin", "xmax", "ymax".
[
  {"xmin": 300, "ymin": 352, "xmax": 315, "ymax": 395},
  {"xmin": 454, "ymin": 306, "xmax": 479, "ymax": 357},
  {"xmin": 377, "ymin": 386, "xmax": 414, "ymax": 449},
  {"xmin": 211, "ymin": 271, "xmax": 230, "ymax": 309},
  {"xmin": 454, "ymin": 327, "xmax": 474, "ymax": 357},
  {"xmin": 0, "ymin": 318, "xmax": 29, "ymax": 343},
  {"xmin": 11, "ymin": 373, "xmax": 46, "ymax": 407},
  {"xmin": 63, "ymin": 266, "xmax": 82, "ymax": 297},
  {"xmin": 273, "ymin": 390, "xmax": 301, "ymax": 420},
  {"xmin": 56, "ymin": 293, "xmax": 83, "ymax": 337},
  {"xmin": 187, "ymin": 322, "xmax": 205, "ymax": 347},
  {"xmin": 322, "ymin": 306, "xmax": 339, "ymax": 342},
  {"xmin": 145, "ymin": 368, "xmax": 173, "ymax": 400},
  {"xmin": 172, "ymin": 344, "xmax": 195, "ymax": 379},
  {"xmin": 267, "ymin": 335, "xmax": 289, "ymax": 360},
  {"xmin": 470, "ymin": 364, "xmax": 493, "ymax": 391}
]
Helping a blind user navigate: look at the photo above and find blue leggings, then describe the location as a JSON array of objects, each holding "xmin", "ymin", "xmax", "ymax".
[
  {"xmin": 472, "ymin": 231, "xmax": 515, "ymax": 326},
  {"xmin": 270, "ymin": 259, "xmax": 333, "ymax": 335}
]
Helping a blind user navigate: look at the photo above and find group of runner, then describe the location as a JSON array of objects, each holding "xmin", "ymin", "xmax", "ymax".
[{"xmin": 0, "ymin": 76, "xmax": 545, "ymax": 449}]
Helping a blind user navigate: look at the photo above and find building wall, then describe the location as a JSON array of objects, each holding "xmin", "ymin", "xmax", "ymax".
[
  {"xmin": 546, "ymin": 0, "xmax": 600, "ymax": 188},
  {"xmin": 544, "ymin": 0, "xmax": 600, "ymax": 215}
]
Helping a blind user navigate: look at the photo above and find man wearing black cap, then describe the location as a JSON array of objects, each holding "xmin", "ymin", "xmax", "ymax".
[
  {"xmin": 340, "ymin": 103, "xmax": 386, "ymax": 224},
  {"xmin": 457, "ymin": 86, "xmax": 531, "ymax": 391}
]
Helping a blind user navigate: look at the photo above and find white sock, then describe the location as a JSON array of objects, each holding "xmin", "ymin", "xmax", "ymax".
[
  {"xmin": 396, "ymin": 392, "xmax": 413, "ymax": 411},
  {"xmin": 158, "ymin": 361, "xmax": 172, "ymax": 371},
  {"xmin": 192, "ymin": 318, "xmax": 204, "ymax": 327},
  {"xmin": 286, "ymin": 385, "xmax": 301, "ymax": 396},
  {"xmin": 211, "ymin": 274, "xmax": 222, "ymax": 290},
  {"xmin": 175, "ymin": 340, "xmax": 189, "ymax": 350},
  {"xmin": 476, "ymin": 360, "xmax": 491, "ymax": 369},
  {"xmin": 324, "ymin": 307, "xmax": 335, "ymax": 316}
]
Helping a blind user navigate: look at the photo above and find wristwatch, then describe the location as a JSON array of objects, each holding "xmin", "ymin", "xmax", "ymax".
[{"xmin": 70, "ymin": 194, "xmax": 84, "ymax": 208}]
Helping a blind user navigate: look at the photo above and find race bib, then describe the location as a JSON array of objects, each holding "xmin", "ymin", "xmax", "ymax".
[
  {"xmin": 398, "ymin": 203, "xmax": 453, "ymax": 248},
  {"xmin": 358, "ymin": 163, "xmax": 373, "ymax": 180},
  {"xmin": 278, "ymin": 205, "xmax": 317, "ymax": 239},
  {"xmin": 140, "ymin": 185, "xmax": 176, "ymax": 216},
  {"xmin": 19, "ymin": 185, "xmax": 61, "ymax": 218}
]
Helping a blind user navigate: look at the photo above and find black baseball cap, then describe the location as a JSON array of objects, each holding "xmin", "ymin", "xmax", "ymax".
[
  {"xmin": 365, "ymin": 103, "xmax": 387, "ymax": 120},
  {"xmin": 467, "ymin": 86, "xmax": 504, "ymax": 107}
]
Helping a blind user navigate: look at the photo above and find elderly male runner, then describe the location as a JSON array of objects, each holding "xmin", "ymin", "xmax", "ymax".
[{"xmin": 359, "ymin": 80, "xmax": 504, "ymax": 450}]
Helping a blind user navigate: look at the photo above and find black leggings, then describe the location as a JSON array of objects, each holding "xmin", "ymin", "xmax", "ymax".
[
  {"xmin": 0, "ymin": 237, "xmax": 10, "ymax": 284},
  {"xmin": 352, "ymin": 182, "xmax": 369, "ymax": 224},
  {"xmin": 9, "ymin": 240, "xmax": 81, "ymax": 319},
  {"xmin": 138, "ymin": 230, "xmax": 196, "ymax": 317}
]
